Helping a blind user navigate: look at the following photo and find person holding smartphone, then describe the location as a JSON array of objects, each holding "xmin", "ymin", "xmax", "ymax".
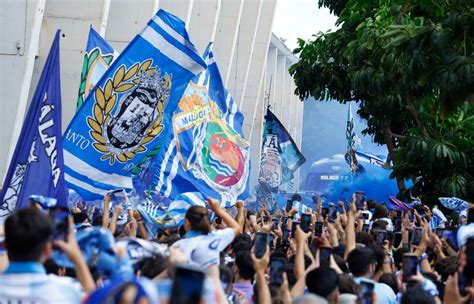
[{"xmin": 171, "ymin": 197, "xmax": 241, "ymax": 269}]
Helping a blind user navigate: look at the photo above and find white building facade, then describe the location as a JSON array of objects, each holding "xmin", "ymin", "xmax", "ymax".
[{"xmin": 0, "ymin": 0, "xmax": 303, "ymax": 192}]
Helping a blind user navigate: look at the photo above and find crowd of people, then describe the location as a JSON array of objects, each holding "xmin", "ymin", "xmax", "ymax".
[{"xmin": 0, "ymin": 192, "xmax": 473, "ymax": 304}]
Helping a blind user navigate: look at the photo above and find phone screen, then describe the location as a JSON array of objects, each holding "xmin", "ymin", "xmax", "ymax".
[
  {"xmin": 355, "ymin": 191, "xmax": 366, "ymax": 210},
  {"xmin": 300, "ymin": 213, "xmax": 312, "ymax": 233},
  {"xmin": 362, "ymin": 224, "xmax": 370, "ymax": 233},
  {"xmin": 286, "ymin": 200, "xmax": 293, "ymax": 212},
  {"xmin": 314, "ymin": 221, "xmax": 323, "ymax": 236},
  {"xmin": 50, "ymin": 207, "xmax": 69, "ymax": 241},
  {"xmin": 319, "ymin": 247, "xmax": 331, "ymax": 266},
  {"xmin": 376, "ymin": 230, "xmax": 387, "ymax": 247},
  {"xmin": 281, "ymin": 216, "xmax": 288, "ymax": 229},
  {"xmin": 270, "ymin": 258, "xmax": 286, "ymax": 286},
  {"xmin": 358, "ymin": 281, "xmax": 374, "ymax": 304},
  {"xmin": 410, "ymin": 228, "xmax": 422, "ymax": 246},
  {"xmin": 393, "ymin": 232, "xmax": 402, "ymax": 248},
  {"xmin": 170, "ymin": 266, "xmax": 205, "ymax": 304},
  {"xmin": 328, "ymin": 206, "xmax": 337, "ymax": 223},
  {"xmin": 254, "ymin": 232, "xmax": 269, "ymax": 258},
  {"xmin": 272, "ymin": 219, "xmax": 279, "ymax": 231},
  {"xmin": 436, "ymin": 228, "xmax": 445, "ymax": 238},
  {"xmin": 282, "ymin": 229, "xmax": 290, "ymax": 245},
  {"xmin": 322, "ymin": 207, "xmax": 329, "ymax": 217},
  {"xmin": 403, "ymin": 254, "xmax": 418, "ymax": 282},
  {"xmin": 291, "ymin": 221, "xmax": 299, "ymax": 239}
]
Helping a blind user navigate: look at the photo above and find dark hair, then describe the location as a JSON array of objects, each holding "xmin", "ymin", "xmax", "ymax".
[
  {"xmin": 185, "ymin": 206, "xmax": 211, "ymax": 233},
  {"xmin": 400, "ymin": 287, "xmax": 435, "ymax": 304},
  {"xmin": 235, "ymin": 251, "xmax": 255, "ymax": 280},
  {"xmin": 393, "ymin": 246, "xmax": 410, "ymax": 270},
  {"xmin": 290, "ymin": 194, "xmax": 302, "ymax": 202},
  {"xmin": 367, "ymin": 200, "xmax": 377, "ymax": 210},
  {"xmin": 306, "ymin": 266, "xmax": 339, "ymax": 299},
  {"xmin": 356, "ymin": 231, "xmax": 374, "ymax": 245},
  {"xmin": 91, "ymin": 214, "xmax": 103, "ymax": 226},
  {"xmin": 231, "ymin": 234, "xmax": 252, "ymax": 254},
  {"xmin": 338, "ymin": 273, "xmax": 358, "ymax": 294},
  {"xmin": 72, "ymin": 212, "xmax": 88, "ymax": 224},
  {"xmin": 372, "ymin": 220, "xmax": 388, "ymax": 231},
  {"xmin": 379, "ymin": 273, "xmax": 399, "ymax": 294},
  {"xmin": 332, "ymin": 254, "xmax": 348, "ymax": 273},
  {"xmin": 372, "ymin": 204, "xmax": 388, "ymax": 220},
  {"xmin": 4, "ymin": 208, "xmax": 53, "ymax": 261},
  {"xmin": 347, "ymin": 247, "xmax": 376, "ymax": 277},
  {"xmin": 434, "ymin": 257, "xmax": 457, "ymax": 282},
  {"xmin": 138, "ymin": 255, "xmax": 167, "ymax": 279}
]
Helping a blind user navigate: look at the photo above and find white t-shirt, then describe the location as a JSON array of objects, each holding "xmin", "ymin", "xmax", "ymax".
[{"xmin": 172, "ymin": 228, "xmax": 235, "ymax": 268}]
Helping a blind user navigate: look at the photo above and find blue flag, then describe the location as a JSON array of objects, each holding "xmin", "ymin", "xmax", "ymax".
[
  {"xmin": 134, "ymin": 43, "xmax": 250, "ymax": 208},
  {"xmin": 0, "ymin": 31, "xmax": 67, "ymax": 222},
  {"xmin": 259, "ymin": 109, "xmax": 305, "ymax": 191},
  {"xmin": 63, "ymin": 10, "xmax": 206, "ymax": 200},
  {"xmin": 76, "ymin": 27, "xmax": 118, "ymax": 110}
]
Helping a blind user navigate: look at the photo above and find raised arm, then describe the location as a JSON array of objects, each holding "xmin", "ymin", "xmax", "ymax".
[
  {"xmin": 101, "ymin": 193, "xmax": 112, "ymax": 228},
  {"xmin": 208, "ymin": 197, "xmax": 240, "ymax": 236},
  {"xmin": 344, "ymin": 195, "xmax": 358, "ymax": 260}
]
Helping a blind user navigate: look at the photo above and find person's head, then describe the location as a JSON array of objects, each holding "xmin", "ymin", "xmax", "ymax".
[
  {"xmin": 338, "ymin": 273, "xmax": 358, "ymax": 294},
  {"xmin": 434, "ymin": 256, "xmax": 457, "ymax": 282},
  {"xmin": 184, "ymin": 206, "xmax": 211, "ymax": 233},
  {"xmin": 366, "ymin": 200, "xmax": 377, "ymax": 210},
  {"xmin": 372, "ymin": 204, "xmax": 388, "ymax": 220},
  {"xmin": 72, "ymin": 212, "xmax": 89, "ymax": 224},
  {"xmin": 306, "ymin": 266, "xmax": 339, "ymax": 302},
  {"xmin": 347, "ymin": 247, "xmax": 376, "ymax": 278},
  {"xmin": 355, "ymin": 232, "xmax": 374, "ymax": 246},
  {"xmin": 379, "ymin": 273, "xmax": 399, "ymax": 294},
  {"xmin": 137, "ymin": 255, "xmax": 168, "ymax": 279},
  {"xmin": 231, "ymin": 234, "xmax": 252, "ymax": 254},
  {"xmin": 4, "ymin": 208, "xmax": 53, "ymax": 263},
  {"xmin": 234, "ymin": 251, "xmax": 255, "ymax": 281},
  {"xmin": 371, "ymin": 220, "xmax": 388, "ymax": 231},
  {"xmin": 393, "ymin": 246, "xmax": 410, "ymax": 270},
  {"xmin": 291, "ymin": 193, "xmax": 302, "ymax": 202},
  {"xmin": 400, "ymin": 287, "xmax": 435, "ymax": 304},
  {"xmin": 219, "ymin": 265, "xmax": 234, "ymax": 293}
]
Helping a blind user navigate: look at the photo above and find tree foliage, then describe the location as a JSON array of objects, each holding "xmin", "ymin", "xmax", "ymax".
[{"xmin": 290, "ymin": 0, "xmax": 474, "ymax": 202}]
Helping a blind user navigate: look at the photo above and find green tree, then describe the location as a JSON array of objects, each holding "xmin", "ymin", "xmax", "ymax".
[{"xmin": 290, "ymin": 0, "xmax": 474, "ymax": 202}]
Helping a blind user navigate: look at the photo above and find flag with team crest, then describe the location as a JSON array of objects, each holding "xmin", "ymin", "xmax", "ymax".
[
  {"xmin": 76, "ymin": 27, "xmax": 118, "ymax": 110},
  {"xmin": 133, "ymin": 43, "xmax": 250, "ymax": 208},
  {"xmin": 0, "ymin": 31, "xmax": 67, "ymax": 223},
  {"xmin": 63, "ymin": 10, "xmax": 206, "ymax": 200}
]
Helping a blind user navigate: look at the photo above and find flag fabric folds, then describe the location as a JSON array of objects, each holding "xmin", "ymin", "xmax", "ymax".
[
  {"xmin": 259, "ymin": 109, "xmax": 305, "ymax": 192},
  {"xmin": 345, "ymin": 103, "xmax": 362, "ymax": 173},
  {"xmin": 137, "ymin": 192, "xmax": 206, "ymax": 239},
  {"xmin": 438, "ymin": 197, "xmax": 468, "ymax": 211},
  {"xmin": 63, "ymin": 10, "xmax": 206, "ymax": 200},
  {"xmin": 76, "ymin": 27, "xmax": 118, "ymax": 110},
  {"xmin": 386, "ymin": 196, "xmax": 410, "ymax": 213},
  {"xmin": 134, "ymin": 43, "xmax": 250, "ymax": 208},
  {"xmin": 0, "ymin": 31, "xmax": 67, "ymax": 223}
]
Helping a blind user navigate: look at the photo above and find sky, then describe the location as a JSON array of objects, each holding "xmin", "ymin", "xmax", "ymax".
[{"xmin": 272, "ymin": 0, "xmax": 338, "ymax": 51}]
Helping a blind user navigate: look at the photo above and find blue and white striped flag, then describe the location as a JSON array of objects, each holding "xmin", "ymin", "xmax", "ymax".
[
  {"xmin": 438, "ymin": 197, "xmax": 468, "ymax": 211},
  {"xmin": 63, "ymin": 10, "xmax": 206, "ymax": 200},
  {"xmin": 137, "ymin": 192, "xmax": 206, "ymax": 238},
  {"xmin": 429, "ymin": 207, "xmax": 447, "ymax": 230},
  {"xmin": 133, "ymin": 43, "xmax": 250, "ymax": 208}
]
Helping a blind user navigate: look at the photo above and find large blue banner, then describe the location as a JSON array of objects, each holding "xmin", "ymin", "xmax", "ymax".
[
  {"xmin": 63, "ymin": 10, "xmax": 206, "ymax": 200},
  {"xmin": 134, "ymin": 44, "xmax": 250, "ymax": 207},
  {"xmin": 0, "ymin": 31, "xmax": 67, "ymax": 222}
]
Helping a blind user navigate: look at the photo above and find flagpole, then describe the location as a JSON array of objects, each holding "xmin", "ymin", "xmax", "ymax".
[
  {"xmin": 99, "ymin": 0, "xmax": 111, "ymax": 37},
  {"xmin": 4, "ymin": 0, "xmax": 45, "ymax": 182}
]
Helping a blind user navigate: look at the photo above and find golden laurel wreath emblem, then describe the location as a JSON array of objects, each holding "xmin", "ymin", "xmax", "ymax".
[{"xmin": 87, "ymin": 59, "xmax": 165, "ymax": 164}]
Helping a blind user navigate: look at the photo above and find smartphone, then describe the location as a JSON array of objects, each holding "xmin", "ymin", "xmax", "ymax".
[
  {"xmin": 170, "ymin": 265, "xmax": 205, "ymax": 304},
  {"xmin": 291, "ymin": 221, "xmax": 299, "ymax": 239},
  {"xmin": 355, "ymin": 191, "xmax": 366, "ymax": 210},
  {"xmin": 281, "ymin": 216, "xmax": 289, "ymax": 229},
  {"xmin": 328, "ymin": 206, "xmax": 337, "ymax": 223},
  {"xmin": 358, "ymin": 281, "xmax": 374, "ymax": 304},
  {"xmin": 458, "ymin": 271, "xmax": 468, "ymax": 296},
  {"xmin": 393, "ymin": 232, "xmax": 402, "ymax": 248},
  {"xmin": 314, "ymin": 221, "xmax": 323, "ymax": 237},
  {"xmin": 410, "ymin": 227, "xmax": 422, "ymax": 246},
  {"xmin": 285, "ymin": 200, "xmax": 293, "ymax": 212},
  {"xmin": 361, "ymin": 212, "xmax": 370, "ymax": 220},
  {"xmin": 402, "ymin": 254, "xmax": 418, "ymax": 282},
  {"xmin": 268, "ymin": 234, "xmax": 275, "ymax": 250},
  {"xmin": 282, "ymin": 229, "xmax": 290, "ymax": 246},
  {"xmin": 272, "ymin": 218, "xmax": 280, "ymax": 231},
  {"xmin": 49, "ymin": 207, "xmax": 69, "ymax": 241},
  {"xmin": 376, "ymin": 230, "xmax": 387, "ymax": 247},
  {"xmin": 319, "ymin": 247, "xmax": 331, "ymax": 266},
  {"xmin": 362, "ymin": 224, "xmax": 370, "ymax": 233},
  {"xmin": 270, "ymin": 258, "xmax": 286, "ymax": 286},
  {"xmin": 322, "ymin": 207, "xmax": 329, "ymax": 217},
  {"xmin": 254, "ymin": 232, "xmax": 269, "ymax": 258},
  {"xmin": 262, "ymin": 215, "xmax": 269, "ymax": 224},
  {"xmin": 467, "ymin": 207, "xmax": 474, "ymax": 224},
  {"xmin": 300, "ymin": 213, "xmax": 312, "ymax": 233},
  {"xmin": 393, "ymin": 217, "xmax": 402, "ymax": 231},
  {"xmin": 463, "ymin": 237, "xmax": 474, "ymax": 280}
]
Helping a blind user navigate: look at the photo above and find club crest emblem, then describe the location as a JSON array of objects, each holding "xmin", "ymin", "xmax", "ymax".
[
  {"xmin": 87, "ymin": 60, "xmax": 172, "ymax": 164},
  {"xmin": 173, "ymin": 82, "xmax": 249, "ymax": 194}
]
